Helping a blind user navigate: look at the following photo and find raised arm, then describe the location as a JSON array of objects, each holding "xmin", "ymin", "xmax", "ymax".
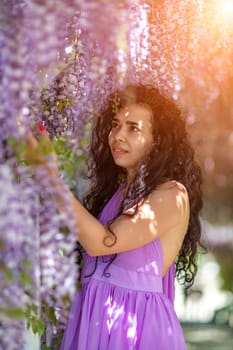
[
  {"xmin": 27, "ymin": 129, "xmax": 189, "ymax": 257},
  {"xmin": 74, "ymin": 181, "xmax": 189, "ymax": 256}
]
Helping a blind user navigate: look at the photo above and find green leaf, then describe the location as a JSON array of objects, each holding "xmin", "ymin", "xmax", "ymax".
[
  {"xmin": 22, "ymin": 259, "xmax": 32, "ymax": 270},
  {"xmin": 27, "ymin": 317, "xmax": 45, "ymax": 336},
  {"xmin": 80, "ymin": 138, "xmax": 88, "ymax": 147},
  {"xmin": 63, "ymin": 161, "xmax": 75, "ymax": 179},
  {"xmin": 31, "ymin": 319, "xmax": 38, "ymax": 334},
  {"xmin": 0, "ymin": 264, "xmax": 14, "ymax": 282},
  {"xmin": 60, "ymin": 226, "xmax": 70, "ymax": 236},
  {"xmin": 37, "ymin": 319, "xmax": 45, "ymax": 336},
  {"xmin": 19, "ymin": 270, "xmax": 31, "ymax": 287},
  {"xmin": 41, "ymin": 345, "xmax": 52, "ymax": 350},
  {"xmin": 62, "ymin": 293, "xmax": 71, "ymax": 304},
  {"xmin": 47, "ymin": 307, "xmax": 57, "ymax": 325},
  {"xmin": 0, "ymin": 307, "xmax": 25, "ymax": 320}
]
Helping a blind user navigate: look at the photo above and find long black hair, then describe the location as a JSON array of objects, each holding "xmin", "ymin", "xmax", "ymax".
[{"xmin": 83, "ymin": 85, "xmax": 203, "ymax": 287}]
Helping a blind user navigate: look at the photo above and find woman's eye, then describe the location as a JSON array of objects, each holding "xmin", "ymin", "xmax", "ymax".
[
  {"xmin": 131, "ymin": 126, "xmax": 139, "ymax": 132},
  {"xmin": 111, "ymin": 121, "xmax": 119, "ymax": 129}
]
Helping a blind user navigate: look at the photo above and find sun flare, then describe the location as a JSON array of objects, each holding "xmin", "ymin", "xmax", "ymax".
[{"xmin": 218, "ymin": 0, "xmax": 233, "ymax": 17}]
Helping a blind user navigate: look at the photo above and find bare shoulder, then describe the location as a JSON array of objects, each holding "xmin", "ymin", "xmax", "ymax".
[
  {"xmin": 146, "ymin": 180, "xmax": 190, "ymax": 231},
  {"xmin": 150, "ymin": 180, "xmax": 189, "ymax": 205},
  {"xmin": 156, "ymin": 180, "xmax": 188, "ymax": 193}
]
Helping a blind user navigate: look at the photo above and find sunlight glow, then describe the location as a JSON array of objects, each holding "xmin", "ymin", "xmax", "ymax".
[
  {"xmin": 127, "ymin": 314, "xmax": 137, "ymax": 340},
  {"xmin": 214, "ymin": 0, "xmax": 233, "ymax": 24},
  {"xmin": 131, "ymin": 202, "xmax": 157, "ymax": 235},
  {"xmin": 105, "ymin": 296, "xmax": 124, "ymax": 332},
  {"xmin": 138, "ymin": 261, "xmax": 159, "ymax": 275},
  {"xmin": 138, "ymin": 203, "xmax": 155, "ymax": 221},
  {"xmin": 129, "ymin": 4, "xmax": 149, "ymax": 69},
  {"xmin": 219, "ymin": 0, "xmax": 233, "ymax": 15},
  {"xmin": 65, "ymin": 46, "xmax": 73, "ymax": 54}
]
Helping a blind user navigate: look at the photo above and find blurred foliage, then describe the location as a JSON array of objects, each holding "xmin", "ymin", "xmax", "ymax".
[
  {"xmin": 212, "ymin": 245, "xmax": 233, "ymax": 293},
  {"xmin": 53, "ymin": 137, "xmax": 87, "ymax": 194},
  {"xmin": 187, "ymin": 79, "xmax": 233, "ymax": 225},
  {"xmin": 25, "ymin": 304, "xmax": 45, "ymax": 337},
  {"xmin": 4, "ymin": 134, "xmax": 84, "ymax": 344}
]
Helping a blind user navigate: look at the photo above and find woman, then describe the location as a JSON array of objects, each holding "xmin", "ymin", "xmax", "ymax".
[{"xmin": 31, "ymin": 85, "xmax": 203, "ymax": 349}]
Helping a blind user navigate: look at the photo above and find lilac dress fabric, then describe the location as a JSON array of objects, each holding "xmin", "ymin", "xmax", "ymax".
[{"xmin": 61, "ymin": 187, "xmax": 187, "ymax": 349}]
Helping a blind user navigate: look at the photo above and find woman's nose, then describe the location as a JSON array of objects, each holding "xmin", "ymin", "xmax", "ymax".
[{"xmin": 115, "ymin": 127, "xmax": 126, "ymax": 142}]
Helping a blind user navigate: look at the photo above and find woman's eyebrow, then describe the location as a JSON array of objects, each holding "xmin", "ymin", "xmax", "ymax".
[
  {"xmin": 125, "ymin": 120, "xmax": 140, "ymax": 127},
  {"xmin": 112, "ymin": 117, "xmax": 142, "ymax": 129}
]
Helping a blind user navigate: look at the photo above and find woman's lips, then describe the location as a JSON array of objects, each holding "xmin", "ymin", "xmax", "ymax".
[{"xmin": 112, "ymin": 147, "xmax": 128, "ymax": 156}]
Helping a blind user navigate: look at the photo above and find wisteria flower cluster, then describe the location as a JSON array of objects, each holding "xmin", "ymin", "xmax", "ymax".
[
  {"xmin": 0, "ymin": 164, "xmax": 38, "ymax": 350},
  {"xmin": 35, "ymin": 163, "xmax": 79, "ymax": 349},
  {"xmin": 0, "ymin": 1, "xmax": 84, "ymax": 348}
]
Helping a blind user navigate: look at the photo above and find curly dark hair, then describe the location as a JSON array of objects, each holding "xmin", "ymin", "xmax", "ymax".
[{"xmin": 83, "ymin": 85, "xmax": 203, "ymax": 287}]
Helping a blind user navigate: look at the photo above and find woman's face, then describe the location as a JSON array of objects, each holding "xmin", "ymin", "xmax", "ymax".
[{"xmin": 108, "ymin": 104, "xmax": 154, "ymax": 180}]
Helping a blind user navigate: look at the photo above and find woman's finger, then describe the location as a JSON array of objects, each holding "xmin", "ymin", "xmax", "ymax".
[
  {"xmin": 25, "ymin": 122, "xmax": 57, "ymax": 167},
  {"xmin": 38, "ymin": 122, "xmax": 50, "ymax": 142},
  {"xmin": 27, "ymin": 130, "xmax": 39, "ymax": 149},
  {"xmin": 27, "ymin": 122, "xmax": 51, "ymax": 148}
]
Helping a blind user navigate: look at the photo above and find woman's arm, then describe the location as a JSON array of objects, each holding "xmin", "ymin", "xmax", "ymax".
[
  {"xmin": 27, "ymin": 130, "xmax": 190, "ymax": 257},
  {"xmin": 47, "ymin": 172, "xmax": 189, "ymax": 257},
  {"xmin": 84, "ymin": 181, "xmax": 189, "ymax": 256}
]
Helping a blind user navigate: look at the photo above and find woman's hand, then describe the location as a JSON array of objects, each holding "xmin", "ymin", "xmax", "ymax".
[{"xmin": 26, "ymin": 122, "xmax": 59, "ymax": 178}]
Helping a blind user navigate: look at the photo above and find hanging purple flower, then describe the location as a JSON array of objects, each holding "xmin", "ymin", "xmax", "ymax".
[{"xmin": 0, "ymin": 164, "xmax": 38, "ymax": 350}]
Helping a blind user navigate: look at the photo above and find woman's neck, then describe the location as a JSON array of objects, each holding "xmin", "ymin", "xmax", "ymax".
[{"xmin": 126, "ymin": 169, "xmax": 136, "ymax": 186}]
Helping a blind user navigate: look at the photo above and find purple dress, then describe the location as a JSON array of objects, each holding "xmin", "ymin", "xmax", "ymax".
[{"xmin": 61, "ymin": 187, "xmax": 187, "ymax": 349}]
